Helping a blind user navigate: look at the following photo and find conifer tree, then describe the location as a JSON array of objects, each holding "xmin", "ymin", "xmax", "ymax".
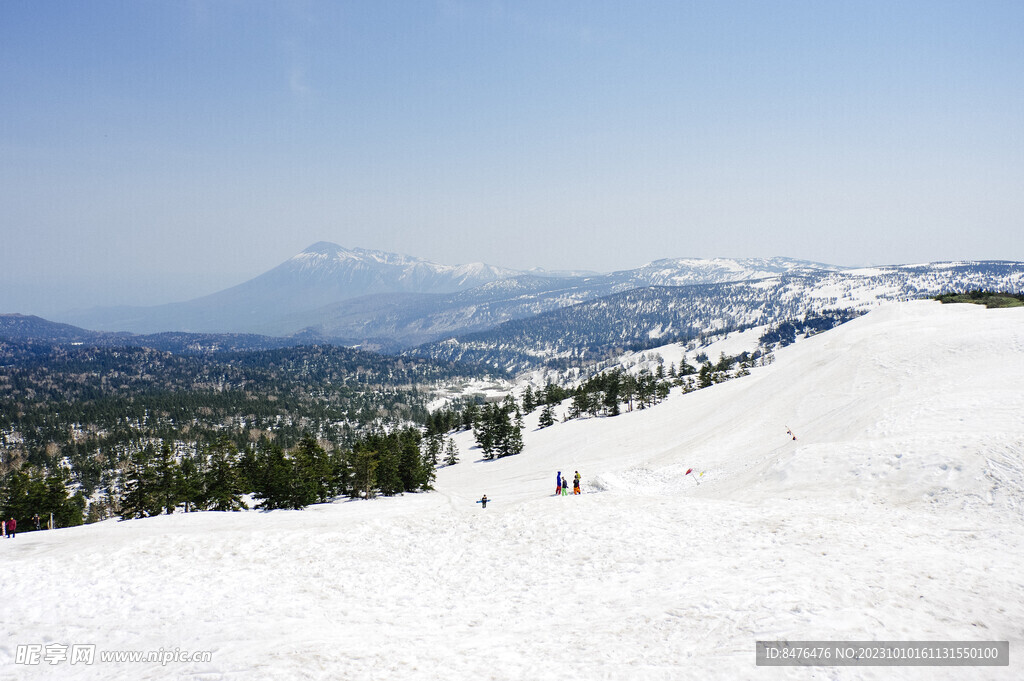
[
  {"xmin": 349, "ymin": 446, "xmax": 377, "ymax": 500},
  {"xmin": 522, "ymin": 386, "xmax": 536, "ymax": 413},
  {"xmin": 253, "ymin": 442, "xmax": 298, "ymax": 510},
  {"xmin": 205, "ymin": 439, "xmax": 247, "ymax": 511},
  {"xmin": 423, "ymin": 433, "xmax": 443, "ymax": 469},
  {"xmin": 568, "ymin": 391, "xmax": 588, "ymax": 419},
  {"xmin": 602, "ymin": 371, "xmax": 621, "ymax": 416},
  {"xmin": 462, "ymin": 402, "xmax": 480, "ymax": 431},
  {"xmin": 443, "ymin": 438, "xmax": 459, "ymax": 466},
  {"xmin": 538, "ymin": 403, "xmax": 556, "ymax": 428},
  {"xmin": 374, "ymin": 437, "xmax": 403, "ymax": 496},
  {"xmin": 621, "ymin": 374, "xmax": 637, "ymax": 411},
  {"xmin": 45, "ymin": 469, "xmax": 86, "ymax": 528},
  {"xmin": 153, "ymin": 442, "xmax": 180, "ymax": 515},
  {"xmin": 294, "ymin": 435, "xmax": 335, "ymax": 504},
  {"xmin": 473, "ymin": 404, "xmax": 499, "ymax": 458},
  {"xmin": 118, "ymin": 445, "xmax": 158, "ymax": 520},
  {"xmin": 698, "ymin": 362, "xmax": 714, "ymax": 388},
  {"xmin": 498, "ymin": 408, "xmax": 524, "ymax": 458},
  {"xmin": 177, "ymin": 448, "xmax": 206, "ymax": 512},
  {"xmin": 655, "ymin": 380, "xmax": 671, "ymax": 403},
  {"xmin": 397, "ymin": 428, "xmax": 432, "ymax": 491}
]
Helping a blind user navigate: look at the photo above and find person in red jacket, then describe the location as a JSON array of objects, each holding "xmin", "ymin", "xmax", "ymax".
[{"xmin": 6, "ymin": 517, "xmax": 15, "ymax": 538}]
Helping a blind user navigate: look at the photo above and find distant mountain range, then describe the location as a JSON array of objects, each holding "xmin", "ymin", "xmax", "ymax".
[
  {"xmin": 53, "ymin": 243, "xmax": 843, "ymax": 344},
  {"xmin": 10, "ymin": 244, "xmax": 1024, "ymax": 368},
  {"xmin": 0, "ymin": 313, "xmax": 299, "ymax": 354},
  {"xmin": 56, "ymin": 242, "xmax": 523, "ymax": 337},
  {"xmin": 407, "ymin": 262, "xmax": 1024, "ymax": 372}
]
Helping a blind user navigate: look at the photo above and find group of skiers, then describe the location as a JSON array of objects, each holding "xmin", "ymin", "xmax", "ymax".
[{"xmin": 555, "ymin": 471, "xmax": 581, "ymax": 496}]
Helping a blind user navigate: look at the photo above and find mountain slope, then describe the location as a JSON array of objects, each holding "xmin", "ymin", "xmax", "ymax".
[
  {"xmin": 409, "ymin": 260, "xmax": 1024, "ymax": 371},
  {"xmin": 3, "ymin": 301, "xmax": 1021, "ymax": 680},
  {"xmin": 58, "ymin": 242, "xmax": 527, "ymax": 335},
  {"xmin": 47, "ymin": 249, "xmax": 1024, "ymax": 355},
  {"xmin": 52, "ymin": 250, "xmax": 841, "ymax": 339}
]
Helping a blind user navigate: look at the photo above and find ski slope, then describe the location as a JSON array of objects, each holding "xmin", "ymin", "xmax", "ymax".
[{"xmin": 2, "ymin": 300, "xmax": 1022, "ymax": 680}]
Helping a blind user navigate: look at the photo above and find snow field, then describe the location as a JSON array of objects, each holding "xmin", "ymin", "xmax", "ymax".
[{"xmin": 2, "ymin": 300, "xmax": 1023, "ymax": 680}]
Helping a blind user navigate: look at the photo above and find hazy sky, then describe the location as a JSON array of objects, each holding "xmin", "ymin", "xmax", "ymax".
[{"xmin": 3, "ymin": 1, "xmax": 1023, "ymax": 315}]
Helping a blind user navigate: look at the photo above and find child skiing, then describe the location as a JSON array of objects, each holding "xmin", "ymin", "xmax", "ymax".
[{"xmin": 573, "ymin": 471, "xmax": 581, "ymax": 495}]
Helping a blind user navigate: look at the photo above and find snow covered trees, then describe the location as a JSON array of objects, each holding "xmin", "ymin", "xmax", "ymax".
[
  {"xmin": 473, "ymin": 399, "xmax": 524, "ymax": 459},
  {"xmin": 443, "ymin": 439, "xmax": 459, "ymax": 466},
  {"xmin": 111, "ymin": 427, "xmax": 439, "ymax": 518},
  {"xmin": 537, "ymin": 403, "xmax": 556, "ymax": 428}
]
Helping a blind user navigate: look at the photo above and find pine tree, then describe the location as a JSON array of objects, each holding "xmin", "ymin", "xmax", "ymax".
[
  {"xmin": 621, "ymin": 373, "xmax": 637, "ymax": 411},
  {"xmin": 253, "ymin": 442, "xmax": 298, "ymax": 510},
  {"xmin": 462, "ymin": 401, "xmax": 480, "ymax": 431},
  {"xmin": 522, "ymin": 386, "xmax": 536, "ymax": 413},
  {"xmin": 698, "ymin": 362, "xmax": 714, "ymax": 388},
  {"xmin": 349, "ymin": 446, "xmax": 378, "ymax": 500},
  {"xmin": 655, "ymin": 380, "xmax": 671, "ymax": 403},
  {"xmin": 177, "ymin": 447, "xmax": 206, "ymax": 512},
  {"xmin": 44, "ymin": 468, "xmax": 85, "ymax": 527},
  {"xmin": 538, "ymin": 403, "xmax": 556, "ymax": 428},
  {"xmin": 602, "ymin": 371, "xmax": 621, "ymax": 416},
  {"xmin": 205, "ymin": 440, "xmax": 247, "ymax": 511},
  {"xmin": 377, "ymin": 444, "xmax": 403, "ymax": 496},
  {"xmin": 152, "ymin": 443, "xmax": 180, "ymax": 515},
  {"xmin": 443, "ymin": 438, "xmax": 459, "ymax": 466},
  {"xmin": 397, "ymin": 428, "xmax": 429, "ymax": 492},
  {"xmin": 118, "ymin": 445, "xmax": 161, "ymax": 520},
  {"xmin": 423, "ymin": 433, "xmax": 443, "ymax": 469},
  {"xmin": 498, "ymin": 408, "xmax": 524, "ymax": 458},
  {"xmin": 473, "ymin": 404, "xmax": 499, "ymax": 459},
  {"xmin": 294, "ymin": 435, "xmax": 335, "ymax": 504}
]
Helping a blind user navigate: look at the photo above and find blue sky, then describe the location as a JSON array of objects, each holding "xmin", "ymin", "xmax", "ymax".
[{"xmin": 2, "ymin": 1, "xmax": 1023, "ymax": 314}]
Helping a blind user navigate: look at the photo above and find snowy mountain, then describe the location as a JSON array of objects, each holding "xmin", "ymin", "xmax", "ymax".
[
  {"xmin": 605, "ymin": 255, "xmax": 839, "ymax": 289},
  {"xmin": 53, "ymin": 246, "xmax": 1024, "ymax": 354},
  {"xmin": 58, "ymin": 242, "xmax": 526, "ymax": 335},
  {"xmin": 4, "ymin": 300, "xmax": 1021, "ymax": 679},
  {"xmin": 408, "ymin": 261, "xmax": 1024, "ymax": 371}
]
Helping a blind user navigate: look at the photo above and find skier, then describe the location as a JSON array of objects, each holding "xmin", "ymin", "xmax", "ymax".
[
  {"xmin": 34, "ymin": 514, "xmax": 40, "ymax": 531},
  {"xmin": 556, "ymin": 471, "xmax": 563, "ymax": 496},
  {"xmin": 786, "ymin": 427, "xmax": 797, "ymax": 441},
  {"xmin": 7, "ymin": 517, "xmax": 15, "ymax": 538},
  {"xmin": 478, "ymin": 495, "xmax": 489, "ymax": 509},
  {"xmin": 561, "ymin": 478, "xmax": 570, "ymax": 496},
  {"xmin": 573, "ymin": 471, "xmax": 581, "ymax": 495}
]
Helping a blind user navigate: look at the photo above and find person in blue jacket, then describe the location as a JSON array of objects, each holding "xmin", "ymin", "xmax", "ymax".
[{"xmin": 556, "ymin": 471, "xmax": 563, "ymax": 496}]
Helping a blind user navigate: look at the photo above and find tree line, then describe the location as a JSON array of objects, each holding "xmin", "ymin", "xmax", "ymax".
[{"xmin": 0, "ymin": 427, "xmax": 441, "ymax": 528}]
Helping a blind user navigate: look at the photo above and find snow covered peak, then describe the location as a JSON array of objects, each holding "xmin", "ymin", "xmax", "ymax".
[{"xmin": 621, "ymin": 256, "xmax": 840, "ymax": 287}]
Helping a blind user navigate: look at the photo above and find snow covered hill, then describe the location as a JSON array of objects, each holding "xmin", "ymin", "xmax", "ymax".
[
  {"xmin": 410, "ymin": 261, "xmax": 1024, "ymax": 371},
  {"xmin": 2, "ymin": 301, "xmax": 1022, "ymax": 680},
  {"xmin": 52, "ymin": 244, "xmax": 1024, "ymax": 355},
  {"xmin": 608, "ymin": 255, "xmax": 839, "ymax": 289},
  {"xmin": 57, "ymin": 242, "xmax": 527, "ymax": 335}
]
